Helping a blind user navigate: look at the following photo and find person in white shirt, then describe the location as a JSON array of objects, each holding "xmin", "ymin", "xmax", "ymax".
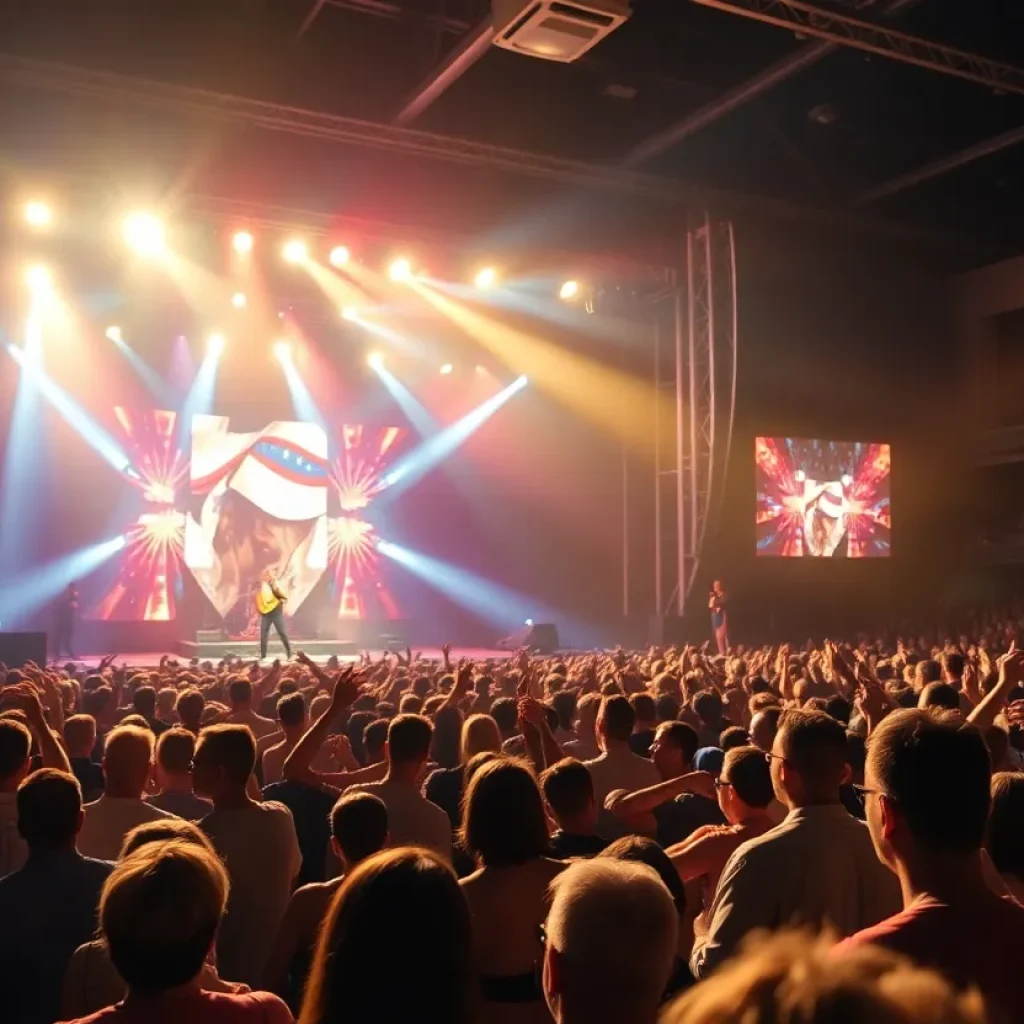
[
  {"xmin": 77, "ymin": 725, "xmax": 177, "ymax": 861},
  {"xmin": 195, "ymin": 723, "xmax": 302, "ymax": 987},
  {"xmin": 226, "ymin": 676, "xmax": 279, "ymax": 739},
  {"xmin": 348, "ymin": 714, "xmax": 452, "ymax": 862},
  {"xmin": 585, "ymin": 696, "xmax": 660, "ymax": 840}
]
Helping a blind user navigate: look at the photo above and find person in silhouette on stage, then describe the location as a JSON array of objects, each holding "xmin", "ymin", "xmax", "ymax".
[
  {"xmin": 53, "ymin": 582, "xmax": 79, "ymax": 660},
  {"xmin": 709, "ymin": 580, "xmax": 728, "ymax": 655},
  {"xmin": 256, "ymin": 570, "xmax": 292, "ymax": 661}
]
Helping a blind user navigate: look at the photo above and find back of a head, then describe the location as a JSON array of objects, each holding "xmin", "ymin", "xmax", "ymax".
[
  {"xmin": 363, "ymin": 718, "xmax": 389, "ymax": 762},
  {"xmin": 195, "ymin": 724, "xmax": 257, "ymax": 788},
  {"xmin": 0, "ymin": 718, "xmax": 32, "ymax": 785},
  {"xmin": 17, "ymin": 769, "xmax": 82, "ymax": 850},
  {"xmin": 330, "ymin": 791, "xmax": 389, "ymax": 864},
  {"xmin": 300, "ymin": 848, "xmax": 472, "ymax": 1024},
  {"xmin": 431, "ymin": 705, "xmax": 464, "ymax": 769},
  {"xmin": 693, "ymin": 689, "xmax": 723, "ymax": 724},
  {"xmin": 64, "ymin": 714, "xmax": 97, "ymax": 757},
  {"xmin": 345, "ymin": 711, "xmax": 375, "ymax": 764},
  {"xmin": 277, "ymin": 692, "xmax": 306, "ymax": 729},
  {"xmin": 490, "ymin": 697, "xmax": 518, "ymax": 736},
  {"xmin": 945, "ymin": 652, "xmax": 965, "ymax": 680},
  {"xmin": 541, "ymin": 758, "xmax": 594, "ymax": 821},
  {"xmin": 228, "ymin": 676, "xmax": 252, "ymax": 707},
  {"xmin": 103, "ymin": 726, "xmax": 156, "ymax": 795},
  {"xmin": 660, "ymin": 930, "xmax": 984, "ymax": 1024},
  {"xmin": 869, "ymin": 709, "xmax": 990, "ymax": 855},
  {"xmin": 656, "ymin": 694, "xmax": 680, "ymax": 723},
  {"xmin": 461, "ymin": 713, "xmax": 501, "ymax": 763},
  {"xmin": 724, "ymin": 746, "xmax": 774, "ymax": 810},
  {"xmin": 175, "ymin": 688, "xmax": 205, "ymax": 730},
  {"xmin": 599, "ymin": 834, "xmax": 686, "ymax": 914},
  {"xmin": 156, "ymin": 727, "xmax": 195, "ymax": 775},
  {"xmin": 552, "ymin": 690, "xmax": 577, "ymax": 732},
  {"xmin": 719, "ymin": 725, "xmax": 749, "ymax": 752},
  {"xmin": 387, "ymin": 714, "xmax": 433, "ymax": 766},
  {"xmin": 778, "ymin": 708, "xmax": 848, "ymax": 801},
  {"xmin": 82, "ymin": 686, "xmax": 114, "ymax": 721},
  {"xmin": 462, "ymin": 757, "xmax": 549, "ymax": 867},
  {"xmin": 545, "ymin": 858, "xmax": 677, "ymax": 1021},
  {"xmin": 119, "ymin": 817, "xmax": 214, "ymax": 859},
  {"xmin": 600, "ymin": 695, "xmax": 635, "ymax": 743},
  {"xmin": 100, "ymin": 840, "xmax": 229, "ymax": 995},
  {"xmin": 988, "ymin": 772, "xmax": 1024, "ymax": 881},
  {"xmin": 132, "ymin": 686, "xmax": 157, "ymax": 718},
  {"xmin": 661, "ymin": 720, "xmax": 700, "ymax": 765},
  {"xmin": 630, "ymin": 693, "xmax": 656, "ymax": 725},
  {"xmin": 918, "ymin": 682, "xmax": 961, "ymax": 712}
]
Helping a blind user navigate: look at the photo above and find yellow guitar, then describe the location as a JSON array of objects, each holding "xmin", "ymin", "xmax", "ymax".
[{"xmin": 255, "ymin": 576, "xmax": 287, "ymax": 615}]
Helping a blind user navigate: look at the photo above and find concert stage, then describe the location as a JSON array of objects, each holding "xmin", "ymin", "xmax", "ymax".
[{"xmin": 174, "ymin": 637, "xmax": 359, "ymax": 661}]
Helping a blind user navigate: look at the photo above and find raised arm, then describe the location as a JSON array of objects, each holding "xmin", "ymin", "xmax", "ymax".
[
  {"xmin": 282, "ymin": 668, "xmax": 360, "ymax": 787},
  {"xmin": 5, "ymin": 683, "xmax": 72, "ymax": 773},
  {"xmin": 968, "ymin": 647, "xmax": 1024, "ymax": 731},
  {"xmin": 605, "ymin": 771, "xmax": 716, "ymax": 819}
]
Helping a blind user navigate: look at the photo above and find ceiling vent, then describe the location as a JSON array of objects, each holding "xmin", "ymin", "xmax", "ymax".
[{"xmin": 492, "ymin": 0, "xmax": 631, "ymax": 62}]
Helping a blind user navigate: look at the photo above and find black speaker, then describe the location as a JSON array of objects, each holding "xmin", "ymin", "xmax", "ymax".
[
  {"xmin": 525, "ymin": 623, "xmax": 559, "ymax": 655},
  {"xmin": 0, "ymin": 632, "xmax": 48, "ymax": 668}
]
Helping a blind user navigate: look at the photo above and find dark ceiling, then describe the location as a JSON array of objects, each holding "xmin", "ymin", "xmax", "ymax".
[{"xmin": 0, "ymin": 0, "xmax": 1021, "ymax": 264}]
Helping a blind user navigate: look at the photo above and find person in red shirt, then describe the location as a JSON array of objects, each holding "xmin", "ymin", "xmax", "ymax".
[{"xmin": 835, "ymin": 697, "xmax": 1024, "ymax": 1024}]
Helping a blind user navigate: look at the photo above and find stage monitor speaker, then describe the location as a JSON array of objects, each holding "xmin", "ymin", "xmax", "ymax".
[
  {"xmin": 0, "ymin": 632, "xmax": 47, "ymax": 668},
  {"xmin": 526, "ymin": 623, "xmax": 559, "ymax": 654}
]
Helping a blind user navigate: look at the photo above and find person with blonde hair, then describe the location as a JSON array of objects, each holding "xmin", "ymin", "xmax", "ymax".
[
  {"xmin": 424, "ymin": 711, "xmax": 502, "ymax": 829},
  {"xmin": 542, "ymin": 857, "xmax": 678, "ymax": 1024},
  {"xmin": 77, "ymin": 725, "xmax": 177, "ymax": 861},
  {"xmin": 661, "ymin": 931, "xmax": 984, "ymax": 1024},
  {"xmin": 147, "ymin": 728, "xmax": 212, "ymax": 821},
  {"xmin": 60, "ymin": 839, "xmax": 292, "ymax": 1023}
]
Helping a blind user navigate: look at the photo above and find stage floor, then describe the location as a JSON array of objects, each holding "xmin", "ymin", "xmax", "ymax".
[{"xmin": 54, "ymin": 647, "xmax": 515, "ymax": 670}]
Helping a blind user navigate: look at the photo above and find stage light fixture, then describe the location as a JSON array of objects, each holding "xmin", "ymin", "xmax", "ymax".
[
  {"xmin": 440, "ymin": 363, "xmax": 453, "ymax": 375},
  {"xmin": 367, "ymin": 350, "xmax": 385, "ymax": 370},
  {"xmin": 23, "ymin": 200, "xmax": 53, "ymax": 228},
  {"xmin": 232, "ymin": 230, "xmax": 254, "ymax": 255},
  {"xmin": 24, "ymin": 264, "xmax": 52, "ymax": 290},
  {"xmin": 388, "ymin": 257, "xmax": 412, "ymax": 283},
  {"xmin": 329, "ymin": 245, "xmax": 351, "ymax": 268},
  {"xmin": 122, "ymin": 211, "xmax": 165, "ymax": 257},
  {"xmin": 231, "ymin": 291, "xmax": 247, "ymax": 309},
  {"xmin": 340, "ymin": 306, "xmax": 358, "ymax": 321},
  {"xmin": 559, "ymin": 279, "xmax": 580, "ymax": 301},
  {"xmin": 105, "ymin": 326, "xmax": 123, "ymax": 343},
  {"xmin": 474, "ymin": 266, "xmax": 498, "ymax": 290},
  {"xmin": 282, "ymin": 239, "xmax": 308, "ymax": 264},
  {"xmin": 207, "ymin": 332, "xmax": 225, "ymax": 356},
  {"xmin": 273, "ymin": 340, "xmax": 291, "ymax": 362}
]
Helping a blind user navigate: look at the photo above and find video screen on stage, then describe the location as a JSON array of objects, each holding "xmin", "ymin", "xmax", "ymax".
[{"xmin": 755, "ymin": 437, "xmax": 891, "ymax": 558}]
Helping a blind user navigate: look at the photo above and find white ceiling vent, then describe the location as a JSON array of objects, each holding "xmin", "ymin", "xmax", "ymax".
[{"xmin": 492, "ymin": 0, "xmax": 631, "ymax": 62}]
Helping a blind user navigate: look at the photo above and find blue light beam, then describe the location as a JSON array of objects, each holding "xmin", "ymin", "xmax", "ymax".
[
  {"xmin": 280, "ymin": 353, "xmax": 326, "ymax": 427},
  {"xmin": 372, "ymin": 363, "xmax": 437, "ymax": 436},
  {"xmin": 110, "ymin": 336, "xmax": 174, "ymax": 406},
  {"xmin": 380, "ymin": 375, "xmax": 527, "ymax": 495},
  {"xmin": 176, "ymin": 346, "xmax": 222, "ymax": 451}
]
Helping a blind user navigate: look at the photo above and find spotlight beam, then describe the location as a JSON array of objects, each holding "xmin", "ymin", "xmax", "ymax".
[
  {"xmin": 108, "ymin": 334, "xmax": 174, "ymax": 406},
  {"xmin": 176, "ymin": 344, "xmax": 223, "ymax": 451},
  {"xmin": 371, "ymin": 362, "xmax": 438, "ymax": 436},
  {"xmin": 279, "ymin": 351, "xmax": 326, "ymax": 427}
]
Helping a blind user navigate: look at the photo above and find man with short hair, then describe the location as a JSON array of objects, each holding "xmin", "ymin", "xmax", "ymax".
[
  {"xmin": 195, "ymin": 724, "xmax": 302, "ymax": 987},
  {"xmin": 542, "ymin": 858, "xmax": 677, "ymax": 1024},
  {"xmin": 261, "ymin": 692, "xmax": 309, "ymax": 785},
  {"xmin": 63, "ymin": 714, "xmax": 105, "ymax": 803},
  {"xmin": 175, "ymin": 688, "xmax": 205, "ymax": 735},
  {"xmin": 541, "ymin": 758, "xmax": 609, "ymax": 859},
  {"xmin": 585, "ymin": 696, "xmax": 660, "ymax": 840},
  {"xmin": 264, "ymin": 791, "xmax": 389, "ymax": 1003},
  {"xmin": 0, "ymin": 769, "xmax": 112, "ymax": 1024},
  {"xmin": 690, "ymin": 709, "xmax": 900, "ymax": 978},
  {"xmin": 563, "ymin": 692, "xmax": 601, "ymax": 761},
  {"xmin": 77, "ymin": 725, "xmax": 178, "ymax": 860},
  {"xmin": 131, "ymin": 684, "xmax": 170, "ymax": 736},
  {"xmin": 628, "ymin": 693, "xmax": 658, "ymax": 757},
  {"xmin": 147, "ymin": 727, "xmax": 213, "ymax": 820},
  {"xmin": 226, "ymin": 676, "xmax": 278, "ymax": 739},
  {"xmin": 835, "ymin": 706, "xmax": 1024, "ymax": 1019},
  {"xmin": 749, "ymin": 706, "xmax": 782, "ymax": 753}
]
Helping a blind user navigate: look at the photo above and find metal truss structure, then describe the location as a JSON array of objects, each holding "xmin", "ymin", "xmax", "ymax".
[
  {"xmin": 693, "ymin": 0, "xmax": 1024, "ymax": 96},
  {"xmin": 653, "ymin": 215, "xmax": 738, "ymax": 618}
]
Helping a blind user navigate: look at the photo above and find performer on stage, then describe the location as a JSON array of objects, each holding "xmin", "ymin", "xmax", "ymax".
[
  {"xmin": 53, "ymin": 582, "xmax": 79, "ymax": 660},
  {"xmin": 256, "ymin": 570, "xmax": 292, "ymax": 660},
  {"xmin": 709, "ymin": 580, "xmax": 728, "ymax": 655}
]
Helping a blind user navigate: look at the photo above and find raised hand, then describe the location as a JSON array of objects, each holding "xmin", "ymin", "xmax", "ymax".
[{"xmin": 517, "ymin": 696, "xmax": 546, "ymax": 728}]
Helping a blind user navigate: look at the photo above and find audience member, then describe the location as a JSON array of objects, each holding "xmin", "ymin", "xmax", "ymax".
[
  {"xmin": 542, "ymin": 858, "xmax": 677, "ymax": 1024},
  {"xmin": 691, "ymin": 709, "xmax": 900, "ymax": 978},
  {"xmin": 298, "ymin": 849, "xmax": 471, "ymax": 1024},
  {"xmin": 64, "ymin": 714, "xmax": 105, "ymax": 803},
  {"xmin": 61, "ymin": 839, "xmax": 293, "ymax": 1023},
  {"xmin": 748, "ymin": 706, "xmax": 781, "ymax": 753},
  {"xmin": 0, "ymin": 717, "xmax": 34, "ymax": 876},
  {"xmin": 77, "ymin": 725, "xmax": 177, "ymax": 860},
  {"xmin": 460, "ymin": 757, "xmax": 565, "ymax": 1024},
  {"xmin": 131, "ymin": 686, "xmax": 170, "ymax": 736},
  {"xmin": 541, "ymin": 757, "xmax": 609, "ymax": 858},
  {"xmin": 563, "ymin": 693, "xmax": 601, "ymax": 761},
  {"xmin": 836, "ymin": 705, "xmax": 1024, "ymax": 1020},
  {"xmin": 987, "ymin": 770, "xmax": 1024, "ymax": 903},
  {"xmin": 226, "ymin": 677, "xmax": 278, "ymax": 740},
  {"xmin": 425, "ymin": 710, "xmax": 501, "ymax": 829},
  {"xmin": 628, "ymin": 693, "xmax": 657, "ymax": 756},
  {"xmin": 261, "ymin": 693, "xmax": 309, "ymax": 786},
  {"xmin": 362, "ymin": 717, "xmax": 388, "ymax": 765},
  {"xmin": 195, "ymin": 724, "xmax": 302, "ymax": 987},
  {"xmin": 147, "ymin": 728, "xmax": 212, "ymax": 821},
  {"xmin": 0, "ymin": 769, "xmax": 112, "ymax": 1024},
  {"xmin": 175, "ymin": 688, "xmax": 205, "ymax": 735}
]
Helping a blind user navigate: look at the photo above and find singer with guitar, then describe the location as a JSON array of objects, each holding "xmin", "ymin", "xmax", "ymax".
[{"xmin": 256, "ymin": 569, "xmax": 292, "ymax": 660}]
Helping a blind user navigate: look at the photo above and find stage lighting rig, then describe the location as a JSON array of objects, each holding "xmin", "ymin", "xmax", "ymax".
[
  {"xmin": 329, "ymin": 246, "xmax": 351, "ymax": 268},
  {"xmin": 23, "ymin": 200, "xmax": 53, "ymax": 228},
  {"xmin": 559, "ymin": 279, "xmax": 580, "ymax": 301},
  {"xmin": 122, "ymin": 211, "xmax": 165, "ymax": 257},
  {"xmin": 474, "ymin": 267, "xmax": 498, "ymax": 290},
  {"xmin": 388, "ymin": 258, "xmax": 412, "ymax": 283},
  {"xmin": 232, "ymin": 230, "xmax": 254, "ymax": 255},
  {"xmin": 283, "ymin": 239, "xmax": 308, "ymax": 264},
  {"xmin": 231, "ymin": 292, "xmax": 247, "ymax": 309}
]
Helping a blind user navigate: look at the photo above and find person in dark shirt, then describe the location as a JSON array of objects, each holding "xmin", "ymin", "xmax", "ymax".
[
  {"xmin": 836, "ymin": 701, "xmax": 1024, "ymax": 1022},
  {"xmin": 541, "ymin": 757, "xmax": 610, "ymax": 860},
  {"xmin": 0, "ymin": 769, "xmax": 113, "ymax": 1024},
  {"xmin": 628, "ymin": 694, "xmax": 658, "ymax": 757},
  {"xmin": 131, "ymin": 686, "xmax": 170, "ymax": 737},
  {"xmin": 64, "ymin": 715, "xmax": 105, "ymax": 804},
  {"xmin": 262, "ymin": 778, "xmax": 339, "ymax": 885}
]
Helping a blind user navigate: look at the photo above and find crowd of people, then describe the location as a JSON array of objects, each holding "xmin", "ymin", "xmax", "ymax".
[{"xmin": 1, "ymin": 633, "xmax": 1024, "ymax": 1023}]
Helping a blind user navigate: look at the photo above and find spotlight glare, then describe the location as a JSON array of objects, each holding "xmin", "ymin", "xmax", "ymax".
[
  {"xmin": 122, "ymin": 211, "xmax": 165, "ymax": 257},
  {"xmin": 105, "ymin": 325, "xmax": 123, "ymax": 343},
  {"xmin": 388, "ymin": 258, "xmax": 412, "ymax": 283},
  {"xmin": 232, "ymin": 230, "xmax": 254, "ymax": 254},
  {"xmin": 474, "ymin": 266, "xmax": 498, "ymax": 290},
  {"xmin": 25, "ymin": 264, "xmax": 52, "ymax": 290},
  {"xmin": 329, "ymin": 245, "xmax": 351, "ymax": 268},
  {"xmin": 231, "ymin": 291, "xmax": 247, "ymax": 309},
  {"xmin": 440, "ymin": 363, "xmax": 454, "ymax": 375},
  {"xmin": 367, "ymin": 350, "xmax": 385, "ymax": 370},
  {"xmin": 273, "ymin": 340, "xmax": 291, "ymax": 363},
  {"xmin": 559, "ymin": 279, "xmax": 580, "ymax": 300},
  {"xmin": 282, "ymin": 239, "xmax": 308, "ymax": 264},
  {"xmin": 24, "ymin": 200, "xmax": 53, "ymax": 228},
  {"xmin": 341, "ymin": 306, "xmax": 358, "ymax": 321},
  {"xmin": 207, "ymin": 332, "xmax": 225, "ymax": 356}
]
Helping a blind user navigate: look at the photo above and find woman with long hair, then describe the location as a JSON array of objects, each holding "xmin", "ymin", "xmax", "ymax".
[
  {"xmin": 298, "ymin": 848, "xmax": 473, "ymax": 1024},
  {"xmin": 425, "ymin": 711, "xmax": 501, "ymax": 829},
  {"xmin": 459, "ymin": 757, "xmax": 564, "ymax": 1024}
]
